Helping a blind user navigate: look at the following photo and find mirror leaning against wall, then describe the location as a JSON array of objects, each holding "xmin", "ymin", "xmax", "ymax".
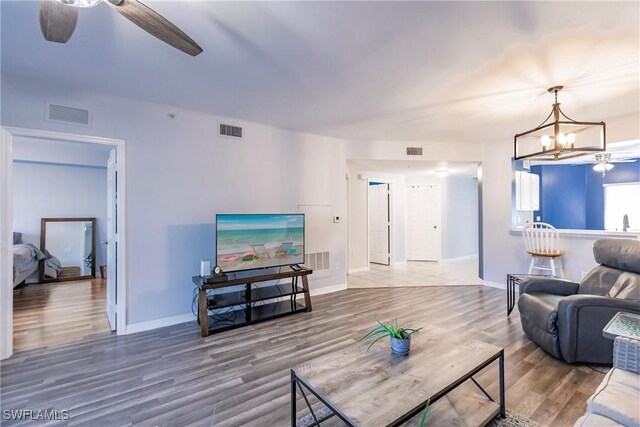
[
  {"xmin": 40, "ymin": 218, "xmax": 96, "ymax": 282},
  {"xmin": 512, "ymin": 140, "xmax": 640, "ymax": 232}
]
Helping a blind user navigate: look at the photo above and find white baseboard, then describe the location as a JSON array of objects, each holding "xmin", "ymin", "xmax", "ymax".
[
  {"xmin": 310, "ymin": 283, "xmax": 348, "ymax": 296},
  {"xmin": 441, "ymin": 255, "xmax": 479, "ymax": 263},
  {"xmin": 125, "ymin": 313, "xmax": 195, "ymax": 335},
  {"xmin": 348, "ymin": 267, "xmax": 369, "ymax": 274},
  {"xmin": 393, "ymin": 260, "xmax": 407, "ymax": 266},
  {"xmin": 481, "ymin": 280, "xmax": 506, "ymax": 290},
  {"xmin": 295, "ymin": 283, "xmax": 348, "ymax": 299}
]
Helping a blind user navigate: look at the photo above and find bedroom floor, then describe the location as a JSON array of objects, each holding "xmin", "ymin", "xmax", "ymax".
[{"xmin": 12, "ymin": 278, "xmax": 113, "ymax": 352}]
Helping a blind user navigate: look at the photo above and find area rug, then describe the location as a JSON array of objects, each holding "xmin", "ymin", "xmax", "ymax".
[{"xmin": 297, "ymin": 408, "xmax": 539, "ymax": 427}]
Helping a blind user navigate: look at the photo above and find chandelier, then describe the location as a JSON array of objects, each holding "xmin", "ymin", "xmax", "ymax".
[{"xmin": 514, "ymin": 86, "xmax": 606, "ymax": 161}]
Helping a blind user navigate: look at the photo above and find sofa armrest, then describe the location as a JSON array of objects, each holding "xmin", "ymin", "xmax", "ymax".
[
  {"xmin": 557, "ymin": 295, "xmax": 640, "ymax": 364},
  {"xmin": 519, "ymin": 277, "xmax": 580, "ymax": 296}
]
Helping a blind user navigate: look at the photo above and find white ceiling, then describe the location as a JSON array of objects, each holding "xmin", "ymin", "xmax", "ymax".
[
  {"xmin": 1, "ymin": 1, "xmax": 638, "ymax": 143},
  {"xmin": 348, "ymin": 159, "xmax": 478, "ymax": 177}
]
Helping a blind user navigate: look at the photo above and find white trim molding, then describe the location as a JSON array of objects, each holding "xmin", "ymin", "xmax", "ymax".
[
  {"xmin": 482, "ymin": 280, "xmax": 506, "ymax": 290},
  {"xmin": 308, "ymin": 283, "xmax": 348, "ymax": 297},
  {"xmin": 125, "ymin": 314, "xmax": 196, "ymax": 335},
  {"xmin": 0, "ymin": 127, "xmax": 128, "ymax": 360},
  {"xmin": 0, "ymin": 129, "xmax": 14, "ymax": 360},
  {"xmin": 348, "ymin": 266, "xmax": 370, "ymax": 274}
]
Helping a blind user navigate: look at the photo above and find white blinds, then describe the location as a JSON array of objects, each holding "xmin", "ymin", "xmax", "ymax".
[{"xmin": 604, "ymin": 182, "xmax": 640, "ymax": 231}]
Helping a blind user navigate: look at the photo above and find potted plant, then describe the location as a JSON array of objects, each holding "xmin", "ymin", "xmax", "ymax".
[{"xmin": 361, "ymin": 318, "xmax": 422, "ymax": 356}]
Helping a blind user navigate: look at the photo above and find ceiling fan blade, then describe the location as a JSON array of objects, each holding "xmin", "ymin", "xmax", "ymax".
[
  {"xmin": 106, "ymin": 0, "xmax": 202, "ymax": 56},
  {"xmin": 611, "ymin": 159, "xmax": 638, "ymax": 163},
  {"xmin": 40, "ymin": 0, "xmax": 79, "ymax": 43}
]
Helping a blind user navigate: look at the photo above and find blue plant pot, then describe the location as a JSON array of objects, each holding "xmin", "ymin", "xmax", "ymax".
[{"xmin": 390, "ymin": 334, "xmax": 411, "ymax": 356}]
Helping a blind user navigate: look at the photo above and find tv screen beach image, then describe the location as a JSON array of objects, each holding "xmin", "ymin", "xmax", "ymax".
[{"xmin": 216, "ymin": 214, "xmax": 305, "ymax": 272}]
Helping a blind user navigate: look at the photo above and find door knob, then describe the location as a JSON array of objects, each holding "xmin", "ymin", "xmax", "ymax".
[{"xmin": 101, "ymin": 241, "xmax": 108, "ymax": 245}]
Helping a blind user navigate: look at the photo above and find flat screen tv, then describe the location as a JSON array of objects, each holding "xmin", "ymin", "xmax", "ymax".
[{"xmin": 216, "ymin": 214, "xmax": 305, "ymax": 273}]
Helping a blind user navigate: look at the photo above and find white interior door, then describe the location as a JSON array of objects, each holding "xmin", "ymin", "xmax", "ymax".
[
  {"xmin": 369, "ymin": 183, "xmax": 390, "ymax": 265},
  {"xmin": 106, "ymin": 149, "xmax": 117, "ymax": 331},
  {"xmin": 406, "ymin": 185, "xmax": 441, "ymax": 261}
]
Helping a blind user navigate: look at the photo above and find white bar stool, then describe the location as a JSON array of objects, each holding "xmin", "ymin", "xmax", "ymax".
[{"xmin": 523, "ymin": 222, "xmax": 564, "ymax": 277}]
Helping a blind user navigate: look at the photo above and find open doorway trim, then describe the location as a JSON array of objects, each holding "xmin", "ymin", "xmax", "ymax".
[
  {"xmin": 367, "ymin": 179, "xmax": 394, "ymax": 266},
  {"xmin": 0, "ymin": 127, "xmax": 127, "ymax": 360}
]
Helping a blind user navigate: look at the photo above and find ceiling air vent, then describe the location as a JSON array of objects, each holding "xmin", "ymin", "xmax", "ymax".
[
  {"xmin": 219, "ymin": 123, "xmax": 243, "ymax": 139},
  {"xmin": 46, "ymin": 103, "xmax": 90, "ymax": 126},
  {"xmin": 406, "ymin": 147, "xmax": 423, "ymax": 156}
]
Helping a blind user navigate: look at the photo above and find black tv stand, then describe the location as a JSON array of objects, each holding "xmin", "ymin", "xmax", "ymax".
[{"xmin": 192, "ymin": 267, "xmax": 313, "ymax": 337}]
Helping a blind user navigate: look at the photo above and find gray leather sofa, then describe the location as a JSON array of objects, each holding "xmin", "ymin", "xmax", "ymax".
[{"xmin": 518, "ymin": 239, "xmax": 640, "ymax": 364}]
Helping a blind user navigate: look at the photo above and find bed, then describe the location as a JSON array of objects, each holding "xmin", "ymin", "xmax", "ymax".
[
  {"xmin": 12, "ymin": 233, "xmax": 65, "ymax": 287},
  {"xmin": 12, "ymin": 242, "xmax": 44, "ymax": 287}
]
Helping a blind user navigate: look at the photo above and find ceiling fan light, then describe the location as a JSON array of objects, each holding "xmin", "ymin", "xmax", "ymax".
[
  {"xmin": 56, "ymin": 0, "xmax": 103, "ymax": 8},
  {"xmin": 605, "ymin": 163, "xmax": 615, "ymax": 171},
  {"xmin": 593, "ymin": 163, "xmax": 606, "ymax": 172}
]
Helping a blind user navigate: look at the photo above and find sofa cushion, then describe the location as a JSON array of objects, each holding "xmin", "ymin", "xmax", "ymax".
[
  {"xmin": 574, "ymin": 413, "xmax": 625, "ymax": 427},
  {"xmin": 587, "ymin": 368, "xmax": 640, "ymax": 427},
  {"xmin": 594, "ymin": 238, "xmax": 640, "ymax": 274},
  {"xmin": 518, "ymin": 293, "xmax": 563, "ymax": 332},
  {"xmin": 607, "ymin": 272, "xmax": 640, "ymax": 301},
  {"xmin": 580, "ymin": 266, "xmax": 624, "ymax": 296}
]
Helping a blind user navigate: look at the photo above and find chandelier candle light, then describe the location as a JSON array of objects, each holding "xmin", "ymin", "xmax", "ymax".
[{"xmin": 514, "ymin": 86, "xmax": 606, "ymax": 161}]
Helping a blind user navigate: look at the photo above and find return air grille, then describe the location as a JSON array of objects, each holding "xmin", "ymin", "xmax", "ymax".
[
  {"xmin": 47, "ymin": 103, "xmax": 90, "ymax": 125},
  {"xmin": 219, "ymin": 123, "xmax": 243, "ymax": 139},
  {"xmin": 406, "ymin": 147, "xmax": 423, "ymax": 156},
  {"xmin": 303, "ymin": 252, "xmax": 330, "ymax": 271}
]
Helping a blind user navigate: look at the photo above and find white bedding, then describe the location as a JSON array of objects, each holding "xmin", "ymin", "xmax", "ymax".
[{"xmin": 13, "ymin": 259, "xmax": 39, "ymax": 288}]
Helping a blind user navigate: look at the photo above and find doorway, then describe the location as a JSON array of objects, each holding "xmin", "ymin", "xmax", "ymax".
[
  {"xmin": 0, "ymin": 127, "xmax": 127, "ymax": 359},
  {"xmin": 406, "ymin": 184, "xmax": 442, "ymax": 261},
  {"xmin": 369, "ymin": 182, "xmax": 391, "ymax": 266}
]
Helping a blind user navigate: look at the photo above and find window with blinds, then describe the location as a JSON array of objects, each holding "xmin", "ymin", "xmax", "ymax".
[{"xmin": 604, "ymin": 182, "xmax": 640, "ymax": 231}]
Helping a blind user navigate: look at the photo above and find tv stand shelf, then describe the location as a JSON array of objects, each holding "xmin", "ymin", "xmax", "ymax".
[{"xmin": 192, "ymin": 267, "xmax": 313, "ymax": 337}]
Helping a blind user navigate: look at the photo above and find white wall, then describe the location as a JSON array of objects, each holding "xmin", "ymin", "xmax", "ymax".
[
  {"xmin": 444, "ymin": 175, "xmax": 479, "ymax": 259},
  {"xmin": 13, "ymin": 136, "xmax": 110, "ymax": 167},
  {"xmin": 13, "ymin": 161, "xmax": 108, "ymax": 269},
  {"xmin": 2, "ymin": 73, "xmax": 348, "ymax": 328}
]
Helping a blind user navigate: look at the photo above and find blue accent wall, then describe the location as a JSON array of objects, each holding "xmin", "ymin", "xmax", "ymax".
[{"xmin": 532, "ymin": 159, "xmax": 640, "ymax": 230}]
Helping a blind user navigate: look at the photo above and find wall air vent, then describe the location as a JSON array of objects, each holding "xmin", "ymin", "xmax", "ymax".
[
  {"xmin": 219, "ymin": 123, "xmax": 243, "ymax": 139},
  {"xmin": 406, "ymin": 147, "xmax": 423, "ymax": 156},
  {"xmin": 303, "ymin": 252, "xmax": 330, "ymax": 272},
  {"xmin": 46, "ymin": 103, "xmax": 90, "ymax": 126}
]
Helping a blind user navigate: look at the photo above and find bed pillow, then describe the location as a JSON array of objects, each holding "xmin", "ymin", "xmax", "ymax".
[{"xmin": 12, "ymin": 232, "xmax": 22, "ymax": 244}]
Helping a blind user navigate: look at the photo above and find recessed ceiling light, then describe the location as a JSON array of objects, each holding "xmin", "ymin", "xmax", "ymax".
[{"xmin": 435, "ymin": 169, "xmax": 449, "ymax": 177}]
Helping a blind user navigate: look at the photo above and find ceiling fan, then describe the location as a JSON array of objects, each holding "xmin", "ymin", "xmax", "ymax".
[
  {"xmin": 592, "ymin": 153, "xmax": 637, "ymax": 176},
  {"xmin": 39, "ymin": 0, "xmax": 203, "ymax": 56}
]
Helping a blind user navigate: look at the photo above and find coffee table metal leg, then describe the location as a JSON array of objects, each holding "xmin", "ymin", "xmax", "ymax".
[
  {"xmin": 499, "ymin": 350, "xmax": 506, "ymax": 418},
  {"xmin": 291, "ymin": 370, "xmax": 297, "ymax": 427}
]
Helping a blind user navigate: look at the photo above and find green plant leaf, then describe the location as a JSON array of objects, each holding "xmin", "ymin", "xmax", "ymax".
[{"xmin": 418, "ymin": 400, "xmax": 430, "ymax": 427}]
